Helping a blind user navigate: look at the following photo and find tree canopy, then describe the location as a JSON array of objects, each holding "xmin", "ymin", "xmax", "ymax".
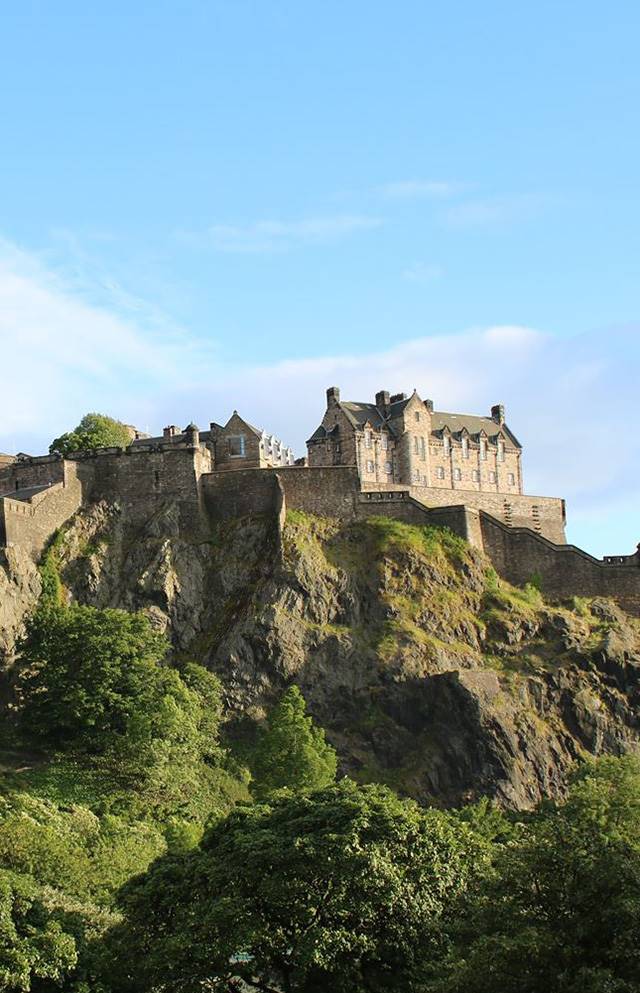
[
  {"xmin": 250, "ymin": 685, "xmax": 337, "ymax": 800},
  {"xmin": 49, "ymin": 413, "xmax": 133, "ymax": 457},
  {"xmin": 112, "ymin": 779, "xmax": 486, "ymax": 993},
  {"xmin": 434, "ymin": 755, "xmax": 640, "ymax": 993}
]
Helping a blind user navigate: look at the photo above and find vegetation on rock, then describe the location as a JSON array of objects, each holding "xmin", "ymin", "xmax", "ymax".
[
  {"xmin": 49, "ymin": 413, "xmax": 133, "ymax": 457},
  {"xmin": 2, "ymin": 504, "xmax": 640, "ymax": 990}
]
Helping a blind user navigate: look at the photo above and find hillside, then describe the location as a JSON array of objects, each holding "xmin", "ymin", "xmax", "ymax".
[{"xmin": 2, "ymin": 499, "xmax": 639, "ymax": 809}]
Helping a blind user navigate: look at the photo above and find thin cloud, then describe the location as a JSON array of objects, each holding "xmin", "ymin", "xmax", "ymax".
[
  {"xmin": 380, "ymin": 179, "xmax": 462, "ymax": 199},
  {"xmin": 0, "ymin": 236, "xmax": 636, "ymax": 557},
  {"xmin": 403, "ymin": 262, "xmax": 444, "ymax": 283},
  {"xmin": 186, "ymin": 215, "xmax": 383, "ymax": 254},
  {"xmin": 442, "ymin": 193, "xmax": 551, "ymax": 229}
]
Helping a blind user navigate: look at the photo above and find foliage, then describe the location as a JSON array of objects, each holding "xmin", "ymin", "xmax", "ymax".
[
  {"xmin": 110, "ymin": 780, "xmax": 487, "ymax": 993},
  {"xmin": 0, "ymin": 868, "xmax": 78, "ymax": 992},
  {"xmin": 250, "ymin": 685, "xmax": 337, "ymax": 800},
  {"xmin": 17, "ymin": 604, "xmax": 169, "ymax": 753},
  {"xmin": 433, "ymin": 755, "xmax": 640, "ymax": 993},
  {"xmin": 49, "ymin": 413, "xmax": 133, "ymax": 457}
]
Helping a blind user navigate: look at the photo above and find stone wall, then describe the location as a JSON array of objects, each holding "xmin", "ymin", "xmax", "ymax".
[
  {"xmin": 201, "ymin": 467, "xmax": 283, "ymax": 522},
  {"xmin": 0, "ymin": 463, "xmax": 83, "ymax": 560},
  {"xmin": 481, "ymin": 513, "xmax": 640, "ymax": 616},
  {"xmin": 364, "ymin": 481, "xmax": 566, "ymax": 544},
  {"xmin": 0, "ymin": 456, "xmax": 66, "ymax": 495}
]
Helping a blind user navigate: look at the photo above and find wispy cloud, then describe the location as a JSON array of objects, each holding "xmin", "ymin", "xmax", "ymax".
[
  {"xmin": 0, "ymin": 238, "xmax": 212, "ymax": 449},
  {"xmin": 380, "ymin": 179, "xmax": 462, "ymax": 200},
  {"xmin": 0, "ymin": 235, "xmax": 637, "ymax": 557},
  {"xmin": 403, "ymin": 262, "xmax": 444, "ymax": 283},
  {"xmin": 442, "ymin": 193, "xmax": 550, "ymax": 229},
  {"xmin": 183, "ymin": 215, "xmax": 383, "ymax": 254}
]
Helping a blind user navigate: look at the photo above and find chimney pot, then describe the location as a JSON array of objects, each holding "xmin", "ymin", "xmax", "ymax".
[{"xmin": 326, "ymin": 386, "xmax": 341, "ymax": 405}]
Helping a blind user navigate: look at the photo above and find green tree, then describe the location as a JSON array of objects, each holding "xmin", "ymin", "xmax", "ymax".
[
  {"xmin": 49, "ymin": 413, "xmax": 133, "ymax": 457},
  {"xmin": 0, "ymin": 869, "xmax": 78, "ymax": 992},
  {"xmin": 435, "ymin": 756, "xmax": 640, "ymax": 993},
  {"xmin": 250, "ymin": 685, "xmax": 337, "ymax": 799},
  {"xmin": 110, "ymin": 780, "xmax": 486, "ymax": 993},
  {"xmin": 17, "ymin": 604, "xmax": 169, "ymax": 753}
]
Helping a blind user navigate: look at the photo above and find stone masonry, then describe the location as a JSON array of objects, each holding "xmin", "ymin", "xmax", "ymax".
[{"xmin": 0, "ymin": 388, "xmax": 638, "ymax": 614}]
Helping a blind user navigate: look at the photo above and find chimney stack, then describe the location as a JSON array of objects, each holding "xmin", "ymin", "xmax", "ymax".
[
  {"xmin": 390, "ymin": 392, "xmax": 407, "ymax": 404},
  {"xmin": 326, "ymin": 386, "xmax": 341, "ymax": 406},
  {"xmin": 163, "ymin": 425, "xmax": 179, "ymax": 438},
  {"xmin": 491, "ymin": 404, "xmax": 506, "ymax": 425},
  {"xmin": 375, "ymin": 390, "xmax": 390, "ymax": 415},
  {"xmin": 424, "ymin": 399, "xmax": 434, "ymax": 413}
]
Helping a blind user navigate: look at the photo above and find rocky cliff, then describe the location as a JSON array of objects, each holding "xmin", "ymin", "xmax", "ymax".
[{"xmin": 2, "ymin": 498, "xmax": 640, "ymax": 808}]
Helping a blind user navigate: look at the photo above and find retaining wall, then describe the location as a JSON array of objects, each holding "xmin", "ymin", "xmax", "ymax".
[
  {"xmin": 0, "ymin": 463, "xmax": 83, "ymax": 560},
  {"xmin": 480, "ymin": 512, "xmax": 640, "ymax": 616}
]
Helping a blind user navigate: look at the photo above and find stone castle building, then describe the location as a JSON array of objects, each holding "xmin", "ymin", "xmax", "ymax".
[
  {"xmin": 130, "ymin": 411, "xmax": 295, "ymax": 471},
  {"xmin": 308, "ymin": 387, "xmax": 522, "ymax": 495},
  {"xmin": 1, "ymin": 387, "xmax": 638, "ymax": 614}
]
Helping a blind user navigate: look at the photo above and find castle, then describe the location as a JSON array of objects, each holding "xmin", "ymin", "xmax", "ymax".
[{"xmin": 1, "ymin": 387, "xmax": 638, "ymax": 614}]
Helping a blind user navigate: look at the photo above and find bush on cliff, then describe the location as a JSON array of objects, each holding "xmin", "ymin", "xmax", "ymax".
[
  {"xmin": 17, "ymin": 604, "xmax": 228, "ymax": 780},
  {"xmin": 250, "ymin": 685, "xmax": 338, "ymax": 800},
  {"xmin": 49, "ymin": 412, "xmax": 133, "ymax": 457}
]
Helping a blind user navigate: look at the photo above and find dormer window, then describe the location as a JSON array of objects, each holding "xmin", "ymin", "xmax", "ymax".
[
  {"xmin": 497, "ymin": 440, "xmax": 505, "ymax": 462},
  {"xmin": 228, "ymin": 435, "xmax": 246, "ymax": 457},
  {"xmin": 415, "ymin": 411, "xmax": 420, "ymax": 422},
  {"xmin": 365, "ymin": 431, "xmax": 373, "ymax": 448},
  {"xmin": 461, "ymin": 436, "xmax": 469, "ymax": 459},
  {"xmin": 443, "ymin": 434, "xmax": 451, "ymax": 456},
  {"xmin": 480, "ymin": 438, "xmax": 487, "ymax": 461},
  {"xmin": 381, "ymin": 433, "xmax": 388, "ymax": 450}
]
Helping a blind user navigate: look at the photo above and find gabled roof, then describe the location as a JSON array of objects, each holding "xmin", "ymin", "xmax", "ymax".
[
  {"xmin": 431, "ymin": 411, "xmax": 521, "ymax": 448},
  {"xmin": 340, "ymin": 402, "xmax": 386, "ymax": 429},
  {"xmin": 306, "ymin": 423, "xmax": 339, "ymax": 443},
  {"xmin": 224, "ymin": 412, "xmax": 262, "ymax": 438}
]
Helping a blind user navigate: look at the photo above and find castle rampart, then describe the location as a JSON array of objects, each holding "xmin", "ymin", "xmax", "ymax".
[
  {"xmin": 480, "ymin": 513, "xmax": 640, "ymax": 616},
  {"xmin": 0, "ymin": 462, "xmax": 82, "ymax": 559}
]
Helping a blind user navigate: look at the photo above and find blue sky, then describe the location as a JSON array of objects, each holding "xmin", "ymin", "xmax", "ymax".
[{"xmin": 0, "ymin": 1, "xmax": 638, "ymax": 555}]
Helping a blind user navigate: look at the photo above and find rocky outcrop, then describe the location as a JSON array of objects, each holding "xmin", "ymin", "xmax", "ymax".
[
  {"xmin": 3, "ymin": 501, "xmax": 640, "ymax": 809},
  {"xmin": 0, "ymin": 547, "xmax": 41, "ymax": 668}
]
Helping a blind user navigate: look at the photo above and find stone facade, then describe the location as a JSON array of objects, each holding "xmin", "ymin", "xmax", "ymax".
[
  {"xmin": 131, "ymin": 412, "xmax": 294, "ymax": 472},
  {"xmin": 308, "ymin": 386, "xmax": 523, "ymax": 496}
]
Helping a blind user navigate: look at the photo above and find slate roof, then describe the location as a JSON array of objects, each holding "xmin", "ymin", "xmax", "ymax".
[
  {"xmin": 431, "ymin": 411, "xmax": 522, "ymax": 448},
  {"xmin": 340, "ymin": 402, "xmax": 387, "ymax": 429},
  {"xmin": 308, "ymin": 397, "xmax": 522, "ymax": 449}
]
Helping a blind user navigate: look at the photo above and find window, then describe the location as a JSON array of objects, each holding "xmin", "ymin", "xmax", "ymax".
[
  {"xmin": 436, "ymin": 466, "xmax": 445, "ymax": 479},
  {"xmin": 453, "ymin": 468, "xmax": 462, "ymax": 481},
  {"xmin": 508, "ymin": 472, "xmax": 515, "ymax": 485},
  {"xmin": 489, "ymin": 471, "xmax": 497, "ymax": 483},
  {"xmin": 366, "ymin": 460, "xmax": 374, "ymax": 473},
  {"xmin": 443, "ymin": 435, "xmax": 451, "ymax": 456},
  {"xmin": 228, "ymin": 435, "xmax": 246, "ymax": 457},
  {"xmin": 365, "ymin": 431, "xmax": 372, "ymax": 448},
  {"xmin": 414, "ymin": 436, "xmax": 419, "ymax": 454},
  {"xmin": 472, "ymin": 470, "xmax": 480, "ymax": 482},
  {"xmin": 413, "ymin": 468, "xmax": 421, "ymax": 481},
  {"xmin": 462, "ymin": 437, "xmax": 469, "ymax": 459},
  {"xmin": 480, "ymin": 439, "xmax": 487, "ymax": 460},
  {"xmin": 420, "ymin": 437, "xmax": 426, "ymax": 460},
  {"xmin": 415, "ymin": 411, "xmax": 420, "ymax": 422},
  {"xmin": 497, "ymin": 440, "xmax": 505, "ymax": 462},
  {"xmin": 381, "ymin": 433, "xmax": 388, "ymax": 450},
  {"xmin": 385, "ymin": 461, "xmax": 392, "ymax": 474}
]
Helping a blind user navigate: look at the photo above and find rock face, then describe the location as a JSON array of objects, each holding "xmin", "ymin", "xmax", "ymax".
[{"xmin": 3, "ymin": 501, "xmax": 640, "ymax": 809}]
